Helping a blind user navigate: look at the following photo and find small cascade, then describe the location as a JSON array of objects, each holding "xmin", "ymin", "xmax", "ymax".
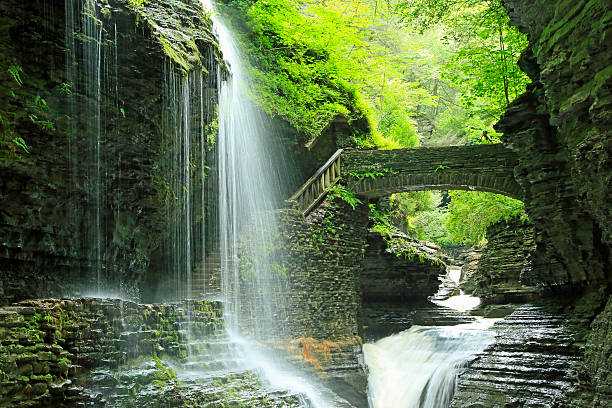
[
  {"xmin": 160, "ymin": 66, "xmax": 212, "ymax": 302},
  {"xmin": 192, "ymin": 247, "xmax": 222, "ymax": 298},
  {"xmin": 363, "ymin": 321, "xmax": 496, "ymax": 408},
  {"xmin": 432, "ymin": 266, "xmax": 481, "ymax": 312},
  {"xmin": 66, "ymin": 0, "xmax": 217, "ymax": 302},
  {"xmin": 364, "ymin": 266, "xmax": 496, "ymax": 408}
]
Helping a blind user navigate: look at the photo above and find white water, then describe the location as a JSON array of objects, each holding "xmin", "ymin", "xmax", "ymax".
[
  {"xmin": 364, "ymin": 320, "xmax": 496, "ymax": 408},
  {"xmin": 434, "ymin": 267, "xmax": 482, "ymax": 312},
  {"xmin": 364, "ymin": 267, "xmax": 496, "ymax": 408},
  {"xmin": 198, "ymin": 1, "xmax": 334, "ymax": 406}
]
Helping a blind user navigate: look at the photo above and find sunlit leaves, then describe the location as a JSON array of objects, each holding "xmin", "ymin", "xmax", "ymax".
[
  {"xmin": 222, "ymin": 0, "xmax": 430, "ymax": 146},
  {"xmin": 445, "ymin": 190, "xmax": 526, "ymax": 245}
]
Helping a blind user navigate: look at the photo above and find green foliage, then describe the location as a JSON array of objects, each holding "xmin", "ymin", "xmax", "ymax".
[
  {"xmin": 221, "ymin": 0, "xmax": 429, "ymax": 148},
  {"xmin": 205, "ymin": 108, "xmax": 218, "ymax": 150},
  {"xmin": 368, "ymin": 203, "xmax": 391, "ymax": 228},
  {"xmin": 388, "ymin": 190, "xmax": 527, "ymax": 247},
  {"xmin": 445, "ymin": 190, "xmax": 527, "ymax": 245},
  {"xmin": 394, "ymin": 0, "xmax": 530, "ymax": 145},
  {"xmin": 7, "ymin": 65, "xmax": 23, "ymax": 86},
  {"xmin": 1, "ymin": 63, "xmax": 63, "ymax": 160},
  {"xmin": 56, "ymin": 82, "xmax": 72, "ymax": 95},
  {"xmin": 12, "ymin": 137, "xmax": 29, "ymax": 153},
  {"xmin": 327, "ymin": 184, "xmax": 362, "ymax": 210},
  {"xmin": 221, "ymin": 0, "xmax": 365, "ymax": 138},
  {"xmin": 388, "ymin": 191, "xmax": 452, "ymax": 245},
  {"xmin": 349, "ymin": 167, "xmax": 397, "ymax": 180},
  {"xmin": 126, "ymin": 0, "xmax": 147, "ymax": 9},
  {"xmin": 152, "ymin": 355, "xmax": 177, "ymax": 387}
]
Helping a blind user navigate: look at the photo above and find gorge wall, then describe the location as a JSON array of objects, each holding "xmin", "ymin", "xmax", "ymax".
[
  {"xmin": 360, "ymin": 231, "xmax": 446, "ymax": 303},
  {"xmin": 460, "ymin": 216, "xmax": 537, "ymax": 304},
  {"xmin": 499, "ymin": 0, "xmax": 611, "ymax": 288},
  {"xmin": 448, "ymin": 1, "xmax": 612, "ymax": 406},
  {"xmin": 0, "ymin": 0, "xmax": 221, "ymax": 304}
]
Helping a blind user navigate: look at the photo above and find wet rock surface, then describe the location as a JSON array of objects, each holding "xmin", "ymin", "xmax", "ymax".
[
  {"xmin": 450, "ymin": 305, "xmax": 581, "ymax": 408},
  {"xmin": 359, "ymin": 301, "xmax": 476, "ymax": 343},
  {"xmin": 0, "ymin": 297, "xmax": 329, "ymax": 407},
  {"xmin": 568, "ymin": 294, "xmax": 612, "ymax": 408},
  {"xmin": 460, "ymin": 216, "xmax": 538, "ymax": 304},
  {"xmin": 0, "ymin": 0, "xmax": 221, "ymax": 305},
  {"xmin": 0, "ymin": 298, "xmax": 223, "ymax": 406}
]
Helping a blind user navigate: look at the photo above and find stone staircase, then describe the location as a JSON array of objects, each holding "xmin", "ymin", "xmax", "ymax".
[
  {"xmin": 192, "ymin": 250, "xmax": 222, "ymax": 298},
  {"xmin": 84, "ymin": 300, "xmax": 308, "ymax": 408}
]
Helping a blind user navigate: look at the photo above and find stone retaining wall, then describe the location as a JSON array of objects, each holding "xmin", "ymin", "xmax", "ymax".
[{"xmin": 0, "ymin": 298, "xmax": 223, "ymax": 407}]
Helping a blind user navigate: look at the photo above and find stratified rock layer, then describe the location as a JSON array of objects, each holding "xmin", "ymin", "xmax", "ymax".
[
  {"xmin": 499, "ymin": 0, "xmax": 612, "ymax": 286},
  {"xmin": 460, "ymin": 217, "xmax": 537, "ymax": 303},
  {"xmin": 569, "ymin": 295, "xmax": 612, "ymax": 407},
  {"xmin": 361, "ymin": 231, "xmax": 446, "ymax": 303},
  {"xmin": 450, "ymin": 305, "xmax": 581, "ymax": 408},
  {"xmin": 0, "ymin": 298, "xmax": 312, "ymax": 408},
  {"xmin": 0, "ymin": 0, "xmax": 220, "ymax": 304}
]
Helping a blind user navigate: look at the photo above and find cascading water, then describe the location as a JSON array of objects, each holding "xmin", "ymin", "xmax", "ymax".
[
  {"xmin": 195, "ymin": 1, "xmax": 340, "ymax": 406},
  {"xmin": 363, "ymin": 268, "xmax": 496, "ymax": 408},
  {"xmin": 363, "ymin": 321, "xmax": 496, "ymax": 408},
  {"xmin": 210, "ymin": 9, "xmax": 288, "ymax": 339},
  {"xmin": 65, "ymin": 0, "xmax": 117, "ymax": 297}
]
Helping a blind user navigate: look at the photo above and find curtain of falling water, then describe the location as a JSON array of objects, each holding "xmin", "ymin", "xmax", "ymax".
[
  {"xmin": 363, "ymin": 321, "xmax": 496, "ymax": 408},
  {"xmin": 198, "ymin": 2, "xmax": 336, "ymax": 407},
  {"xmin": 65, "ymin": 0, "xmax": 110, "ymax": 294},
  {"xmin": 161, "ymin": 65, "xmax": 215, "ymax": 302},
  {"xmin": 208, "ymin": 1, "xmax": 290, "ymax": 344},
  {"xmin": 66, "ymin": 0, "xmax": 217, "ymax": 302}
]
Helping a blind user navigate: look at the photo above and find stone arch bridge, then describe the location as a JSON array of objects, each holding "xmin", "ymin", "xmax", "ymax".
[
  {"xmin": 289, "ymin": 144, "xmax": 521, "ymax": 215},
  {"xmin": 344, "ymin": 144, "xmax": 521, "ymax": 199}
]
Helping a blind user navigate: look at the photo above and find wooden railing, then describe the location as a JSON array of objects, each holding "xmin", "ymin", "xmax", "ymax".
[{"xmin": 288, "ymin": 149, "xmax": 344, "ymax": 216}]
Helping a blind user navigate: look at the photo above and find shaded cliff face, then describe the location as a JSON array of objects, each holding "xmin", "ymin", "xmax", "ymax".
[
  {"xmin": 459, "ymin": 216, "xmax": 537, "ymax": 304},
  {"xmin": 0, "ymin": 0, "xmax": 220, "ymax": 304},
  {"xmin": 361, "ymin": 231, "xmax": 446, "ymax": 303},
  {"xmin": 497, "ymin": 0, "xmax": 612, "ymax": 287}
]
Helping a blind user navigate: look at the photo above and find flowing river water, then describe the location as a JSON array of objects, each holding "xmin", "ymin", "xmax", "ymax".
[{"xmin": 363, "ymin": 268, "xmax": 497, "ymax": 408}]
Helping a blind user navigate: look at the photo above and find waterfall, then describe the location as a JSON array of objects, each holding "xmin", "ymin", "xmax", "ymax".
[
  {"xmin": 363, "ymin": 321, "xmax": 496, "ymax": 408},
  {"xmin": 196, "ymin": 1, "xmax": 337, "ymax": 406},
  {"xmin": 199, "ymin": 0, "xmax": 291, "ymax": 347},
  {"xmin": 209, "ymin": 6, "xmax": 288, "ymax": 339},
  {"xmin": 65, "ymin": 0, "xmax": 116, "ymax": 296},
  {"xmin": 364, "ymin": 267, "xmax": 496, "ymax": 408}
]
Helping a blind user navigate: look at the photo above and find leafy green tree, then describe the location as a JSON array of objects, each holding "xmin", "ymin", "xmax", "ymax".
[
  {"xmin": 222, "ymin": 0, "xmax": 434, "ymax": 148},
  {"xmin": 394, "ymin": 0, "xmax": 530, "ymax": 143},
  {"xmin": 445, "ymin": 190, "xmax": 526, "ymax": 245}
]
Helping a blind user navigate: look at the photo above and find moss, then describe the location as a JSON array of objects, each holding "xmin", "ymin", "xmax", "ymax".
[
  {"xmin": 158, "ymin": 36, "xmax": 191, "ymax": 73},
  {"xmin": 220, "ymin": 1, "xmax": 374, "ymax": 143}
]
